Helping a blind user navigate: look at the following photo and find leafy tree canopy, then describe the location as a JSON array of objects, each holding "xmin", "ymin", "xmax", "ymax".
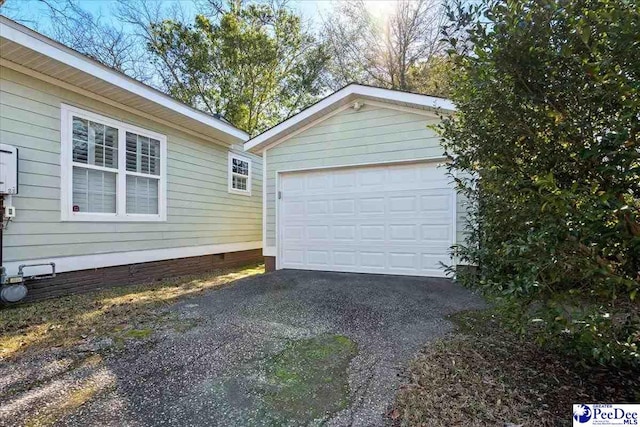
[
  {"xmin": 321, "ymin": 0, "xmax": 448, "ymax": 94},
  {"xmin": 407, "ymin": 56, "xmax": 455, "ymax": 98},
  {"xmin": 441, "ymin": 0, "xmax": 640, "ymax": 367},
  {"xmin": 148, "ymin": 0, "xmax": 328, "ymax": 135}
]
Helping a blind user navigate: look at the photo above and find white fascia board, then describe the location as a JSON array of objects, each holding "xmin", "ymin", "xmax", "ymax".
[
  {"xmin": 244, "ymin": 84, "xmax": 456, "ymax": 153},
  {"xmin": 0, "ymin": 17, "xmax": 249, "ymax": 143}
]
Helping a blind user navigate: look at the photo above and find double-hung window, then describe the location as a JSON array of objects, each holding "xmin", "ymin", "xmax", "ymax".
[
  {"xmin": 228, "ymin": 152, "xmax": 251, "ymax": 195},
  {"xmin": 61, "ymin": 104, "xmax": 167, "ymax": 221}
]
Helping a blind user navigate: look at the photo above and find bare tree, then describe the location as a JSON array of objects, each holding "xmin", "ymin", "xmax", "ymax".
[
  {"xmin": 387, "ymin": 0, "xmax": 447, "ymax": 89},
  {"xmin": 32, "ymin": 0, "xmax": 151, "ymax": 81},
  {"xmin": 321, "ymin": 0, "xmax": 447, "ymax": 92},
  {"xmin": 114, "ymin": 0, "xmax": 190, "ymax": 94}
]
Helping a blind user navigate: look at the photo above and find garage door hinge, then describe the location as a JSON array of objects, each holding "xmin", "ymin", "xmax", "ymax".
[{"xmin": 278, "ymin": 191, "xmax": 282, "ymax": 200}]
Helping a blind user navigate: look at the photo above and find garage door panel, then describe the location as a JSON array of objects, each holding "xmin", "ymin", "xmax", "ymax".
[
  {"xmin": 388, "ymin": 167, "xmax": 418, "ymax": 185},
  {"xmin": 285, "ymin": 223, "xmax": 453, "ymax": 246},
  {"xmin": 359, "ymin": 169, "xmax": 386, "ymax": 186},
  {"xmin": 388, "ymin": 195, "xmax": 419, "ymax": 214},
  {"xmin": 307, "ymin": 174, "xmax": 330, "ymax": 190},
  {"xmin": 285, "ymin": 166, "xmax": 451, "ymax": 196},
  {"xmin": 421, "ymin": 225, "xmax": 452, "ymax": 241},
  {"xmin": 332, "ymin": 170, "xmax": 357, "ymax": 188},
  {"xmin": 389, "ymin": 224, "xmax": 418, "ymax": 241},
  {"xmin": 420, "ymin": 194, "xmax": 452, "ymax": 211},
  {"xmin": 307, "ymin": 200, "xmax": 329, "ymax": 215},
  {"xmin": 284, "ymin": 242, "xmax": 451, "ymax": 252},
  {"xmin": 331, "ymin": 199, "xmax": 356, "ymax": 214},
  {"xmin": 333, "ymin": 225, "xmax": 356, "ymax": 240},
  {"xmin": 359, "ymin": 197, "xmax": 386, "ymax": 213},
  {"xmin": 283, "ymin": 249, "xmax": 305, "ymax": 265},
  {"xmin": 279, "ymin": 162, "xmax": 454, "ymax": 277},
  {"xmin": 281, "ymin": 244, "xmax": 451, "ymax": 271},
  {"xmin": 285, "ymin": 217, "xmax": 446, "ymax": 226},
  {"xmin": 307, "ymin": 250, "xmax": 330, "ymax": 266},
  {"xmin": 422, "ymin": 254, "xmax": 445, "ymax": 269},
  {"xmin": 281, "ymin": 247, "xmax": 448, "ymax": 275},
  {"xmin": 360, "ymin": 224, "xmax": 385, "ymax": 241},
  {"xmin": 333, "ymin": 250, "xmax": 357, "ymax": 266},
  {"xmin": 388, "ymin": 252, "xmax": 418, "ymax": 269},
  {"xmin": 335, "ymin": 198, "xmax": 447, "ymax": 217},
  {"xmin": 307, "ymin": 225, "xmax": 330, "ymax": 240},
  {"xmin": 417, "ymin": 212, "xmax": 452, "ymax": 225},
  {"xmin": 283, "ymin": 225, "xmax": 304, "ymax": 241},
  {"xmin": 282, "ymin": 175, "xmax": 305, "ymax": 192},
  {"xmin": 360, "ymin": 251, "xmax": 386, "ymax": 268},
  {"xmin": 283, "ymin": 200, "xmax": 305, "ymax": 217}
]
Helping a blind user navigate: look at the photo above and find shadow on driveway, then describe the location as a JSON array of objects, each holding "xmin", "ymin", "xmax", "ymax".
[{"xmin": 63, "ymin": 270, "xmax": 486, "ymax": 426}]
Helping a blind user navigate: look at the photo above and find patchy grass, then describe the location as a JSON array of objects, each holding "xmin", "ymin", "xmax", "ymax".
[
  {"xmin": 123, "ymin": 328, "xmax": 154, "ymax": 340},
  {"xmin": 262, "ymin": 334, "xmax": 358, "ymax": 421},
  {"xmin": 170, "ymin": 318, "xmax": 201, "ymax": 333},
  {"xmin": 388, "ymin": 310, "xmax": 640, "ymax": 427},
  {"xmin": 0, "ymin": 263, "xmax": 264, "ymax": 360}
]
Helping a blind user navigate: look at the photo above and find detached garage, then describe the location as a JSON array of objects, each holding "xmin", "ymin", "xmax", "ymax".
[{"xmin": 244, "ymin": 84, "xmax": 462, "ymax": 277}]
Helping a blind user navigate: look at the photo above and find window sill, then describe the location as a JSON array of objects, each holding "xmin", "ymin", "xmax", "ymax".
[
  {"xmin": 228, "ymin": 189, "xmax": 252, "ymax": 197},
  {"xmin": 61, "ymin": 213, "xmax": 166, "ymax": 222}
]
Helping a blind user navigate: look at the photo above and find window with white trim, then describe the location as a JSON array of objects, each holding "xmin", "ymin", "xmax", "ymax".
[
  {"xmin": 228, "ymin": 152, "xmax": 251, "ymax": 195},
  {"xmin": 61, "ymin": 104, "xmax": 167, "ymax": 221}
]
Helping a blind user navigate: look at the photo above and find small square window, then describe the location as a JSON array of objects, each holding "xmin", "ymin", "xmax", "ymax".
[{"xmin": 229, "ymin": 153, "xmax": 251, "ymax": 195}]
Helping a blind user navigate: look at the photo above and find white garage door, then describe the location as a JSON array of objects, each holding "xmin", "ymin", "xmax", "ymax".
[{"xmin": 278, "ymin": 161, "xmax": 455, "ymax": 277}]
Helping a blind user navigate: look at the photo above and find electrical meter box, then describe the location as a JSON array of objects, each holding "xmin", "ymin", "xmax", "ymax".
[{"xmin": 0, "ymin": 144, "xmax": 19, "ymax": 195}]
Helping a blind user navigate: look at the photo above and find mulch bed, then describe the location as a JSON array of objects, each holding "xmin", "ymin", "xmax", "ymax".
[{"xmin": 387, "ymin": 310, "xmax": 639, "ymax": 427}]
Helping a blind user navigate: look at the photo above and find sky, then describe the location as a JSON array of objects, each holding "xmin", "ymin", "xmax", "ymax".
[{"xmin": 2, "ymin": 0, "xmax": 399, "ymax": 33}]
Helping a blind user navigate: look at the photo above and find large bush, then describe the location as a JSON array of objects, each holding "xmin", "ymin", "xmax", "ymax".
[{"xmin": 440, "ymin": 0, "xmax": 640, "ymax": 367}]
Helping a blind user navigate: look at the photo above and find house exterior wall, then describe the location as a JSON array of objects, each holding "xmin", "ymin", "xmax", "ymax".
[
  {"xmin": 0, "ymin": 67, "xmax": 262, "ymax": 273},
  {"xmin": 23, "ymin": 249, "xmax": 262, "ymax": 301},
  {"xmin": 263, "ymin": 101, "xmax": 467, "ymax": 255}
]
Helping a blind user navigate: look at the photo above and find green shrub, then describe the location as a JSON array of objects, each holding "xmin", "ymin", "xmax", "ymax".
[{"xmin": 440, "ymin": 0, "xmax": 640, "ymax": 368}]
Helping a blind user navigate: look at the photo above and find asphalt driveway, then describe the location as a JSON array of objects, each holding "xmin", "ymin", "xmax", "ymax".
[{"xmin": 56, "ymin": 270, "xmax": 485, "ymax": 426}]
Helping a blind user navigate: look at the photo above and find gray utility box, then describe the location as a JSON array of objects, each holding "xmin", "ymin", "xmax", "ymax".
[{"xmin": 0, "ymin": 143, "xmax": 19, "ymax": 195}]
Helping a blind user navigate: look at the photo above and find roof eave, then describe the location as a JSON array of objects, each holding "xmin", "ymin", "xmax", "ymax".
[
  {"xmin": 244, "ymin": 84, "xmax": 455, "ymax": 153},
  {"xmin": 0, "ymin": 16, "xmax": 249, "ymax": 143}
]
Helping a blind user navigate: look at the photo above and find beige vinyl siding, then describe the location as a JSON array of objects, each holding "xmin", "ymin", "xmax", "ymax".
[
  {"xmin": 264, "ymin": 102, "xmax": 465, "ymax": 248},
  {"xmin": 0, "ymin": 66, "xmax": 261, "ymax": 262}
]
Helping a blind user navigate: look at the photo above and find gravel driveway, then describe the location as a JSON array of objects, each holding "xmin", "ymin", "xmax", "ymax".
[{"xmin": 6, "ymin": 270, "xmax": 485, "ymax": 427}]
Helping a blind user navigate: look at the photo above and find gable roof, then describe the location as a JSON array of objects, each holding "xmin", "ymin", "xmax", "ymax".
[
  {"xmin": 0, "ymin": 16, "xmax": 249, "ymax": 144},
  {"xmin": 244, "ymin": 83, "xmax": 455, "ymax": 153}
]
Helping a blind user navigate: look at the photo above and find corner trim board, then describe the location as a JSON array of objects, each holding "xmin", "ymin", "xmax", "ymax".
[{"xmin": 262, "ymin": 149, "xmax": 268, "ymax": 251}]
